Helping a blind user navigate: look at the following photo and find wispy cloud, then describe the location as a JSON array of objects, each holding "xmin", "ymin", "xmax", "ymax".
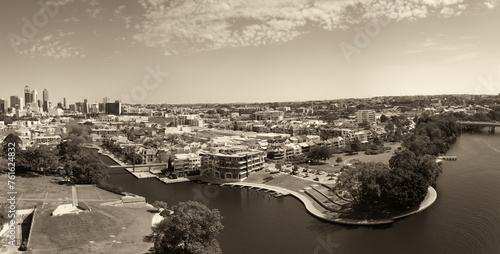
[
  {"xmin": 86, "ymin": 0, "xmax": 103, "ymax": 19},
  {"xmin": 132, "ymin": 0, "xmax": 497, "ymax": 55},
  {"xmin": 485, "ymin": 0, "xmax": 499, "ymax": 9},
  {"xmin": 405, "ymin": 37, "xmax": 477, "ymax": 54},
  {"xmin": 114, "ymin": 5, "xmax": 126, "ymax": 15},
  {"xmin": 18, "ymin": 30, "xmax": 83, "ymax": 59},
  {"xmin": 62, "ymin": 17, "xmax": 80, "ymax": 22},
  {"xmin": 20, "ymin": 39, "xmax": 84, "ymax": 59}
]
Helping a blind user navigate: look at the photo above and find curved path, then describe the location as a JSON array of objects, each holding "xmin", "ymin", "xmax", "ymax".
[{"xmin": 222, "ymin": 182, "xmax": 437, "ymax": 225}]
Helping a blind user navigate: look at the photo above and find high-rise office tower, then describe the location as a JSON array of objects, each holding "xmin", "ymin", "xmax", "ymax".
[
  {"xmin": 0, "ymin": 98, "xmax": 7, "ymax": 113},
  {"xmin": 103, "ymin": 97, "xmax": 111, "ymax": 113},
  {"xmin": 83, "ymin": 99, "xmax": 88, "ymax": 114},
  {"xmin": 63, "ymin": 97, "xmax": 67, "ymax": 109},
  {"xmin": 32, "ymin": 89, "xmax": 38, "ymax": 104},
  {"xmin": 105, "ymin": 100, "xmax": 121, "ymax": 115},
  {"xmin": 43, "ymin": 88, "xmax": 49, "ymax": 112},
  {"xmin": 10, "ymin": 96, "xmax": 20, "ymax": 110},
  {"xmin": 24, "ymin": 85, "xmax": 32, "ymax": 106}
]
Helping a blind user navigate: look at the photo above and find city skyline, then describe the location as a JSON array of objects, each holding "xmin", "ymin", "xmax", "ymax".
[{"xmin": 1, "ymin": 0, "xmax": 500, "ymax": 105}]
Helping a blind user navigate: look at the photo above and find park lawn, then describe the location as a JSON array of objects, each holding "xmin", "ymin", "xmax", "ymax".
[
  {"xmin": 75, "ymin": 185, "xmax": 101, "ymax": 200},
  {"xmin": 299, "ymin": 142, "xmax": 401, "ymax": 174},
  {"xmin": 0, "ymin": 174, "xmax": 153, "ymax": 253},
  {"xmin": 245, "ymin": 171, "xmax": 315, "ymax": 192},
  {"xmin": 29, "ymin": 204, "xmax": 154, "ymax": 254}
]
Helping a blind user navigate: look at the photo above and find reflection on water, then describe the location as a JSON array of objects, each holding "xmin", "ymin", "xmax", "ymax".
[{"xmin": 102, "ymin": 132, "xmax": 500, "ymax": 254}]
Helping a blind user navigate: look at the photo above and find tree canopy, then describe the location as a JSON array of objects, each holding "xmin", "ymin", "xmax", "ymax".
[
  {"xmin": 335, "ymin": 162, "xmax": 428, "ymax": 218},
  {"xmin": 64, "ymin": 149, "xmax": 108, "ymax": 184},
  {"xmin": 307, "ymin": 146, "xmax": 334, "ymax": 162},
  {"xmin": 145, "ymin": 201, "xmax": 224, "ymax": 254}
]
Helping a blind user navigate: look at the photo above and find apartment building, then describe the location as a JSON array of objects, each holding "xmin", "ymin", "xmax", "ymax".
[
  {"xmin": 356, "ymin": 110, "xmax": 376, "ymax": 124},
  {"xmin": 174, "ymin": 153, "xmax": 201, "ymax": 176},
  {"xmin": 254, "ymin": 110, "xmax": 284, "ymax": 121},
  {"xmin": 206, "ymin": 146, "xmax": 265, "ymax": 182}
]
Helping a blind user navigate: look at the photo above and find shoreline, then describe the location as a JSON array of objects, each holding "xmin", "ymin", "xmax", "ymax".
[
  {"xmin": 99, "ymin": 148, "xmax": 438, "ymax": 226},
  {"xmin": 220, "ymin": 181, "xmax": 437, "ymax": 225}
]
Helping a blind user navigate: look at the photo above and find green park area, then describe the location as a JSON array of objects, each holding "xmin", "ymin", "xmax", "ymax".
[
  {"xmin": 298, "ymin": 142, "xmax": 401, "ymax": 174},
  {"xmin": 0, "ymin": 174, "xmax": 154, "ymax": 254}
]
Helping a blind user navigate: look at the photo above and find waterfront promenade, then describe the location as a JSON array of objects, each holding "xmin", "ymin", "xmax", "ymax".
[
  {"xmin": 222, "ymin": 178, "xmax": 437, "ymax": 225},
  {"xmin": 98, "ymin": 145, "xmax": 438, "ymax": 225}
]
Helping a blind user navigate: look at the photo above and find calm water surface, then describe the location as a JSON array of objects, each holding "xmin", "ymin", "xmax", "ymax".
[{"xmin": 103, "ymin": 133, "xmax": 500, "ymax": 254}]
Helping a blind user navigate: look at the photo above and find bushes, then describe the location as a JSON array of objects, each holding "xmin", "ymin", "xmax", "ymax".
[{"xmin": 97, "ymin": 182, "xmax": 125, "ymax": 195}]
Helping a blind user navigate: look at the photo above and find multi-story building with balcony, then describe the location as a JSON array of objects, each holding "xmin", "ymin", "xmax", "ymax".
[
  {"xmin": 206, "ymin": 146, "xmax": 265, "ymax": 182},
  {"xmin": 174, "ymin": 153, "xmax": 201, "ymax": 176},
  {"xmin": 356, "ymin": 110, "xmax": 376, "ymax": 124}
]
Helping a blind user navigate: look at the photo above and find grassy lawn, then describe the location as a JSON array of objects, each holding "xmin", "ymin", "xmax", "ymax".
[
  {"xmin": 245, "ymin": 171, "xmax": 316, "ymax": 192},
  {"xmin": 30, "ymin": 205, "xmax": 154, "ymax": 254},
  {"xmin": 298, "ymin": 142, "xmax": 401, "ymax": 174},
  {"xmin": 0, "ymin": 174, "xmax": 153, "ymax": 254}
]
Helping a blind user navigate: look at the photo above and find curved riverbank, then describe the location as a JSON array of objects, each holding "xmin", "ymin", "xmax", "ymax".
[
  {"xmin": 97, "ymin": 149, "xmax": 438, "ymax": 225},
  {"xmin": 221, "ymin": 181, "xmax": 437, "ymax": 225}
]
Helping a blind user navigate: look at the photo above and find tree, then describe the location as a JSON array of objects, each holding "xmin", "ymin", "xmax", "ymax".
[
  {"xmin": 0, "ymin": 203, "xmax": 8, "ymax": 228},
  {"xmin": 389, "ymin": 150, "xmax": 442, "ymax": 186},
  {"xmin": 380, "ymin": 114, "xmax": 388, "ymax": 123},
  {"xmin": 307, "ymin": 146, "xmax": 333, "ymax": 163},
  {"xmin": 350, "ymin": 139, "xmax": 362, "ymax": 153},
  {"xmin": 145, "ymin": 201, "xmax": 224, "ymax": 254},
  {"xmin": 0, "ymin": 157, "xmax": 9, "ymax": 173},
  {"xmin": 65, "ymin": 121, "xmax": 91, "ymax": 140},
  {"xmin": 23, "ymin": 145, "xmax": 59, "ymax": 175},
  {"xmin": 335, "ymin": 157, "xmax": 343, "ymax": 163},
  {"xmin": 58, "ymin": 135, "xmax": 85, "ymax": 162},
  {"xmin": 335, "ymin": 162, "xmax": 428, "ymax": 218},
  {"xmin": 65, "ymin": 150, "xmax": 108, "ymax": 184},
  {"xmin": 152, "ymin": 201, "xmax": 170, "ymax": 216},
  {"xmin": 2, "ymin": 133, "xmax": 29, "ymax": 173},
  {"xmin": 2, "ymin": 133, "xmax": 22, "ymax": 158},
  {"xmin": 358, "ymin": 120, "xmax": 371, "ymax": 130}
]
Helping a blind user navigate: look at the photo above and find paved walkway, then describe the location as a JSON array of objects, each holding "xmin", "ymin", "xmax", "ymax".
[
  {"xmin": 221, "ymin": 181, "xmax": 438, "ymax": 225},
  {"xmin": 221, "ymin": 182, "xmax": 291, "ymax": 195}
]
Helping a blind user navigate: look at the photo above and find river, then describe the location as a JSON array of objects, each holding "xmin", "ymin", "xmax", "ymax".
[{"xmin": 102, "ymin": 132, "xmax": 500, "ymax": 254}]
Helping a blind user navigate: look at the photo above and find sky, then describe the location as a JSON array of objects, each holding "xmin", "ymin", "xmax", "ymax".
[{"xmin": 1, "ymin": 0, "xmax": 499, "ymax": 105}]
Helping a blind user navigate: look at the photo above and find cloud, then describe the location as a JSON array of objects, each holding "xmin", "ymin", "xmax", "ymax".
[
  {"xmin": 17, "ymin": 31, "xmax": 83, "ymax": 59},
  {"xmin": 406, "ymin": 36, "xmax": 478, "ymax": 55},
  {"xmin": 133, "ymin": 0, "xmax": 496, "ymax": 55},
  {"xmin": 114, "ymin": 5, "xmax": 126, "ymax": 15},
  {"xmin": 86, "ymin": 0, "xmax": 103, "ymax": 18},
  {"xmin": 62, "ymin": 17, "xmax": 80, "ymax": 22},
  {"xmin": 20, "ymin": 40, "xmax": 84, "ymax": 59},
  {"xmin": 484, "ymin": 0, "xmax": 498, "ymax": 9}
]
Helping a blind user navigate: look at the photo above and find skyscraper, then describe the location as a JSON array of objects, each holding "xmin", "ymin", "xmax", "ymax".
[
  {"xmin": 63, "ymin": 97, "xmax": 67, "ymax": 109},
  {"xmin": 105, "ymin": 100, "xmax": 121, "ymax": 115},
  {"xmin": 103, "ymin": 97, "xmax": 111, "ymax": 113},
  {"xmin": 31, "ymin": 89, "xmax": 38, "ymax": 104},
  {"xmin": 24, "ymin": 85, "xmax": 32, "ymax": 106},
  {"xmin": 43, "ymin": 88, "xmax": 49, "ymax": 112},
  {"xmin": 10, "ymin": 96, "xmax": 20, "ymax": 110},
  {"xmin": 83, "ymin": 99, "xmax": 88, "ymax": 114},
  {"xmin": 0, "ymin": 98, "xmax": 7, "ymax": 113}
]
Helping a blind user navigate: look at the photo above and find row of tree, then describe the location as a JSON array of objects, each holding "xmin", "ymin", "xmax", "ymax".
[{"xmin": 2, "ymin": 131, "xmax": 108, "ymax": 185}]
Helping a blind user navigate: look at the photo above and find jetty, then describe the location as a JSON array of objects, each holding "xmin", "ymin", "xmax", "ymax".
[{"xmin": 437, "ymin": 155, "xmax": 457, "ymax": 161}]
